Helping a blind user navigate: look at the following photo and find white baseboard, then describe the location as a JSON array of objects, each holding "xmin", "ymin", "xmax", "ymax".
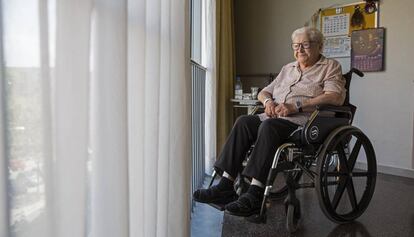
[{"xmin": 355, "ymin": 162, "xmax": 414, "ymax": 179}]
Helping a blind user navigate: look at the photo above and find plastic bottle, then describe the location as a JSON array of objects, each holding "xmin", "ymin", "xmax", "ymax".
[{"xmin": 234, "ymin": 77, "xmax": 243, "ymax": 99}]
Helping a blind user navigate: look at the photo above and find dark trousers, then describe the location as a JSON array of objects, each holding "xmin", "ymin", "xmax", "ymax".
[{"xmin": 214, "ymin": 115, "xmax": 299, "ymax": 184}]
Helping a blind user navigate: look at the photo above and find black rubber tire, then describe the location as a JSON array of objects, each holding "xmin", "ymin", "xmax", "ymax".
[
  {"xmin": 269, "ymin": 168, "xmax": 302, "ymax": 200},
  {"xmin": 286, "ymin": 204, "xmax": 301, "ymax": 233},
  {"xmin": 315, "ymin": 126, "xmax": 377, "ymax": 223}
]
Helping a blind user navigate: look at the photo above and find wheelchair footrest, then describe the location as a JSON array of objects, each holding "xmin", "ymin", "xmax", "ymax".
[{"xmin": 208, "ymin": 203, "xmax": 225, "ymax": 211}]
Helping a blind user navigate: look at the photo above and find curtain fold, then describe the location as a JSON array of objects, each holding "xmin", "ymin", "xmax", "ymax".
[
  {"xmin": 167, "ymin": 1, "xmax": 191, "ymax": 235},
  {"xmin": 53, "ymin": 0, "xmax": 92, "ymax": 236},
  {"xmin": 38, "ymin": 0, "xmax": 53, "ymax": 236},
  {"xmin": 0, "ymin": 1, "xmax": 9, "ymax": 236},
  {"xmin": 203, "ymin": 0, "xmax": 217, "ymax": 174},
  {"xmin": 89, "ymin": 0, "xmax": 129, "ymax": 236},
  {"xmin": 143, "ymin": 0, "xmax": 161, "ymax": 236},
  {"xmin": 156, "ymin": 0, "xmax": 171, "ymax": 236},
  {"xmin": 127, "ymin": 0, "xmax": 146, "ymax": 236},
  {"xmin": 216, "ymin": 0, "xmax": 236, "ymax": 155}
]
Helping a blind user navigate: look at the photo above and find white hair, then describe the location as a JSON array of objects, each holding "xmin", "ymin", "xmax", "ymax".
[{"xmin": 291, "ymin": 27, "xmax": 324, "ymax": 48}]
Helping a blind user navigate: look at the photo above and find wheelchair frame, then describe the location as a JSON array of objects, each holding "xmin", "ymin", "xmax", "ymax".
[{"xmin": 207, "ymin": 68, "xmax": 377, "ymax": 233}]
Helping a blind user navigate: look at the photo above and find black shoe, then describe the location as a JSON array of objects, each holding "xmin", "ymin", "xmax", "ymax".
[
  {"xmin": 193, "ymin": 185, "xmax": 237, "ymax": 205},
  {"xmin": 225, "ymin": 185, "xmax": 263, "ymax": 217}
]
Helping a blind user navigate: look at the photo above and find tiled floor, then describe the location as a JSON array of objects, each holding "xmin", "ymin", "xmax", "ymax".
[
  {"xmin": 191, "ymin": 201, "xmax": 223, "ymax": 237},
  {"xmin": 191, "ymin": 178, "xmax": 223, "ymax": 237}
]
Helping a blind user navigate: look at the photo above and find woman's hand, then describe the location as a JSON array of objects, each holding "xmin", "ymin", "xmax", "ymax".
[
  {"xmin": 274, "ymin": 103, "xmax": 296, "ymax": 117},
  {"xmin": 264, "ymin": 101, "xmax": 277, "ymax": 117}
]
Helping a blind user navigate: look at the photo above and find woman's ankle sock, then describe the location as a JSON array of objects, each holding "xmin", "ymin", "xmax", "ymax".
[{"xmin": 217, "ymin": 176, "xmax": 234, "ymax": 191}]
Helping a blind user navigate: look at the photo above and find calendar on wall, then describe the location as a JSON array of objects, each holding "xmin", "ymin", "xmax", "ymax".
[
  {"xmin": 351, "ymin": 28, "xmax": 385, "ymax": 72},
  {"xmin": 323, "ymin": 36, "xmax": 351, "ymax": 58},
  {"xmin": 322, "ymin": 14, "xmax": 350, "ymax": 37}
]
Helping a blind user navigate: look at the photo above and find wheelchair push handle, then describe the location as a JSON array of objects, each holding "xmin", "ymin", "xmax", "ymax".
[
  {"xmin": 350, "ymin": 68, "xmax": 364, "ymax": 77},
  {"xmin": 343, "ymin": 68, "xmax": 364, "ymax": 106},
  {"xmin": 343, "ymin": 68, "xmax": 364, "ymax": 84}
]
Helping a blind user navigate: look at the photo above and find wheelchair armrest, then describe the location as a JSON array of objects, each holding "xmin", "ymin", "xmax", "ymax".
[
  {"xmin": 316, "ymin": 104, "xmax": 351, "ymax": 113},
  {"xmin": 315, "ymin": 104, "xmax": 353, "ymax": 121}
]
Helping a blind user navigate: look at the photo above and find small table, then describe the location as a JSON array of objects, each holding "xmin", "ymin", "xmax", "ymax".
[{"xmin": 231, "ymin": 99, "xmax": 263, "ymax": 115}]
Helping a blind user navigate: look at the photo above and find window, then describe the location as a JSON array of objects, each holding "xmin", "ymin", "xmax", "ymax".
[
  {"xmin": 191, "ymin": 0, "xmax": 202, "ymax": 64},
  {"xmin": 2, "ymin": 0, "xmax": 55, "ymax": 235}
]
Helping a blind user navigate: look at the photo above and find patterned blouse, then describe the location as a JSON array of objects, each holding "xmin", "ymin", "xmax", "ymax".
[{"xmin": 259, "ymin": 55, "xmax": 345, "ymax": 126}]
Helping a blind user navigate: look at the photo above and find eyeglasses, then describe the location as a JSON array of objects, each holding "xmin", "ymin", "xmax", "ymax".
[{"xmin": 291, "ymin": 41, "xmax": 315, "ymax": 50}]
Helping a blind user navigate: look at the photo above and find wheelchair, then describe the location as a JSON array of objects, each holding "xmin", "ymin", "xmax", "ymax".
[{"xmin": 208, "ymin": 68, "xmax": 377, "ymax": 233}]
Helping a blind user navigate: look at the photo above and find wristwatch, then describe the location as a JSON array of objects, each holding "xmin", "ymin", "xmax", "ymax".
[{"xmin": 295, "ymin": 100, "xmax": 303, "ymax": 113}]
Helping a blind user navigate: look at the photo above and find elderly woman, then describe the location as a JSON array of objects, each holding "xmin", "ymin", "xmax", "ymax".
[{"xmin": 193, "ymin": 27, "xmax": 345, "ymax": 217}]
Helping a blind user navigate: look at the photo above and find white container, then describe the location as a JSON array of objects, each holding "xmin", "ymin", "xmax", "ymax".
[{"xmin": 234, "ymin": 77, "xmax": 243, "ymax": 99}]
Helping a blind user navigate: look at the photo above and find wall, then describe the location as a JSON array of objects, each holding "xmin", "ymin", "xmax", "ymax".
[{"xmin": 234, "ymin": 0, "xmax": 414, "ymax": 175}]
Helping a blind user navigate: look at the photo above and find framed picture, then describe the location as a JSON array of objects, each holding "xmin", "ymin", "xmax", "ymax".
[{"xmin": 351, "ymin": 28, "xmax": 385, "ymax": 72}]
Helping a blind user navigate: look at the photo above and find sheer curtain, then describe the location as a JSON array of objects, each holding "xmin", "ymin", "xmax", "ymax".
[
  {"xmin": 0, "ymin": 0, "xmax": 191, "ymax": 237},
  {"xmin": 0, "ymin": 2, "xmax": 8, "ymax": 234},
  {"xmin": 202, "ymin": 0, "xmax": 216, "ymax": 174}
]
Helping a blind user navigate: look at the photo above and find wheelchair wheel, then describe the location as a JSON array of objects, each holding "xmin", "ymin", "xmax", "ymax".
[
  {"xmin": 316, "ymin": 126, "xmax": 377, "ymax": 223},
  {"xmin": 286, "ymin": 203, "xmax": 301, "ymax": 233}
]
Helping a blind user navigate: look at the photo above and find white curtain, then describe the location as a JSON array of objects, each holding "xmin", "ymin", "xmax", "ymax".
[
  {"xmin": 202, "ymin": 0, "xmax": 216, "ymax": 174},
  {"xmin": 89, "ymin": 0, "xmax": 129, "ymax": 236},
  {"xmin": 0, "ymin": 2, "xmax": 8, "ymax": 234},
  {"xmin": 53, "ymin": 1, "xmax": 92, "ymax": 236},
  {"xmin": 0, "ymin": 0, "xmax": 191, "ymax": 237}
]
